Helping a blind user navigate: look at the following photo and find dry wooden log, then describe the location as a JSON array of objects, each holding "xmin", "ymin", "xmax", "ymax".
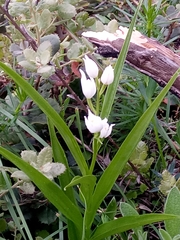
[{"xmin": 82, "ymin": 27, "xmax": 180, "ymax": 98}]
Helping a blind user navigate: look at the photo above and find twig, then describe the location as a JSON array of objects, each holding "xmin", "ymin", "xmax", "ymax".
[{"xmin": 0, "ymin": 5, "xmax": 37, "ymax": 51}]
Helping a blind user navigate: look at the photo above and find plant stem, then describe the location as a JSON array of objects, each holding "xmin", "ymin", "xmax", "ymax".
[
  {"xmin": 0, "ymin": 5, "xmax": 37, "ymax": 50},
  {"xmin": 89, "ymin": 137, "xmax": 99, "ymax": 174}
]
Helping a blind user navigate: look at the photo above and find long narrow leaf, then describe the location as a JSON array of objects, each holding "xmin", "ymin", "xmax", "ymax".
[
  {"xmin": 48, "ymin": 119, "xmax": 81, "ymax": 240},
  {"xmin": 0, "ymin": 62, "xmax": 88, "ymax": 175},
  {"xmin": 0, "ymin": 146, "xmax": 83, "ymax": 232},
  {"xmin": 90, "ymin": 214, "xmax": 177, "ymax": 240},
  {"xmin": 87, "ymin": 69, "xmax": 180, "ymax": 227},
  {"xmin": 0, "ymin": 106, "xmax": 48, "ymax": 147},
  {"xmin": 101, "ymin": 0, "xmax": 143, "ymax": 119}
]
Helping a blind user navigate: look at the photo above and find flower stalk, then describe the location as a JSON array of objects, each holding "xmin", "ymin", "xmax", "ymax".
[{"xmin": 80, "ymin": 55, "xmax": 115, "ymax": 173}]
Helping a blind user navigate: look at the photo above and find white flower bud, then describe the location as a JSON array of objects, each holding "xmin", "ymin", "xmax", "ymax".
[
  {"xmin": 83, "ymin": 55, "xmax": 99, "ymax": 78},
  {"xmin": 101, "ymin": 65, "xmax": 114, "ymax": 85},
  {"xmin": 84, "ymin": 109, "xmax": 103, "ymax": 133},
  {"xmin": 100, "ymin": 118, "xmax": 115, "ymax": 138},
  {"xmin": 80, "ymin": 69, "xmax": 96, "ymax": 99}
]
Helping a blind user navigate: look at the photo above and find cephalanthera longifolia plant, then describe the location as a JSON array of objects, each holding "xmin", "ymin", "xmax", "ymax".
[{"xmin": 0, "ymin": 1, "xmax": 179, "ymax": 239}]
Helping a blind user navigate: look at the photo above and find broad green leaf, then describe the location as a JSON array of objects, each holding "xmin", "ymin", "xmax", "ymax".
[
  {"xmin": 159, "ymin": 170, "xmax": 176, "ymax": 196},
  {"xmin": 67, "ymin": 42, "xmax": 85, "ymax": 59},
  {"xmin": 37, "ymin": 9, "xmax": 51, "ymax": 30},
  {"xmin": 0, "ymin": 62, "xmax": 88, "ymax": 175},
  {"xmin": 21, "ymin": 150, "xmax": 37, "ymax": 163},
  {"xmin": 11, "ymin": 170, "xmax": 30, "ymax": 181},
  {"xmin": 165, "ymin": 187, "xmax": 180, "ymax": 237},
  {"xmin": 23, "ymin": 48, "xmax": 36, "ymax": 61},
  {"xmin": 84, "ymin": 17, "xmax": 96, "ymax": 28},
  {"xmin": 106, "ymin": 19, "xmax": 119, "ymax": 33},
  {"xmin": 159, "ymin": 229, "xmax": 172, "ymax": 240},
  {"xmin": 120, "ymin": 202, "xmax": 142, "ymax": 234},
  {"xmin": 18, "ymin": 182, "xmax": 35, "ymax": 195},
  {"xmin": 0, "ymin": 218, "xmax": 7, "ymax": 233},
  {"xmin": 38, "ymin": 206, "xmax": 56, "ymax": 225},
  {"xmin": 18, "ymin": 60, "xmax": 36, "ymax": 71},
  {"xmin": 40, "ymin": 50, "xmax": 51, "ymax": 65},
  {"xmin": 37, "ymin": 146, "xmax": 52, "ymax": 166},
  {"xmin": 40, "ymin": 34, "xmax": 60, "ymax": 56},
  {"xmin": 90, "ymin": 214, "xmax": 177, "ymax": 240},
  {"xmin": 58, "ymin": 2, "xmax": 77, "ymax": 20},
  {"xmin": 37, "ymin": 65, "xmax": 55, "ymax": 78}
]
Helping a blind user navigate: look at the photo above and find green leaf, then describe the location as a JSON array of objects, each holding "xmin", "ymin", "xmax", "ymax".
[
  {"xmin": 37, "ymin": 146, "xmax": 52, "ymax": 166},
  {"xmin": 84, "ymin": 17, "xmax": 96, "ymax": 28},
  {"xmin": 40, "ymin": 34, "xmax": 60, "ymax": 56},
  {"xmin": 104, "ymin": 197, "xmax": 117, "ymax": 220},
  {"xmin": 58, "ymin": 2, "xmax": 77, "ymax": 20},
  {"xmin": 37, "ymin": 9, "xmax": 51, "ymax": 30},
  {"xmin": 0, "ymin": 218, "xmax": 7, "ymax": 233},
  {"xmin": 38, "ymin": 206, "xmax": 56, "ymax": 225},
  {"xmin": 159, "ymin": 170, "xmax": 176, "ymax": 196},
  {"xmin": 106, "ymin": 19, "xmax": 119, "ymax": 33},
  {"xmin": 165, "ymin": 187, "xmax": 180, "ymax": 237},
  {"xmin": 67, "ymin": 42, "xmax": 85, "ymax": 59},
  {"xmin": 37, "ymin": 65, "xmax": 55, "ymax": 78},
  {"xmin": 159, "ymin": 229, "xmax": 172, "ymax": 240},
  {"xmin": 90, "ymin": 214, "xmax": 177, "ymax": 240},
  {"xmin": 120, "ymin": 202, "xmax": 142, "ymax": 235},
  {"xmin": 65, "ymin": 175, "xmax": 96, "ymax": 203},
  {"xmin": 37, "ymin": 41, "xmax": 52, "ymax": 57},
  {"xmin": 23, "ymin": 48, "xmax": 36, "ymax": 61},
  {"xmin": 18, "ymin": 60, "xmax": 37, "ymax": 71},
  {"xmin": 39, "ymin": 50, "xmax": 51, "ymax": 65}
]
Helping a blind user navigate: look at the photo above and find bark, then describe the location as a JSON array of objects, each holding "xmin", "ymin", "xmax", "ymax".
[{"xmin": 83, "ymin": 33, "xmax": 180, "ymax": 98}]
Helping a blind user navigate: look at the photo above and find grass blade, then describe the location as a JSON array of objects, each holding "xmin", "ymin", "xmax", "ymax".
[
  {"xmin": 101, "ymin": 0, "xmax": 143, "ymax": 119},
  {"xmin": 90, "ymin": 214, "xmax": 177, "ymax": 240}
]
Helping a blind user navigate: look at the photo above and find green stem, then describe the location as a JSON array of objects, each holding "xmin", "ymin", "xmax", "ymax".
[
  {"xmin": 99, "ymin": 84, "xmax": 107, "ymax": 96},
  {"xmin": 87, "ymin": 99, "xmax": 96, "ymax": 113},
  {"xmin": 89, "ymin": 137, "xmax": 99, "ymax": 174}
]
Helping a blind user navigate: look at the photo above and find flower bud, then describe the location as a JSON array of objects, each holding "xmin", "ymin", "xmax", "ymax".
[
  {"xmin": 100, "ymin": 118, "xmax": 115, "ymax": 138},
  {"xmin": 84, "ymin": 109, "xmax": 103, "ymax": 133},
  {"xmin": 80, "ymin": 69, "xmax": 96, "ymax": 99},
  {"xmin": 83, "ymin": 55, "xmax": 99, "ymax": 78},
  {"xmin": 100, "ymin": 65, "xmax": 114, "ymax": 85}
]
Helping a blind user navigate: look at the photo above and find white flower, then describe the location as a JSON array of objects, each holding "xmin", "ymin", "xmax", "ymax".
[
  {"xmin": 84, "ymin": 109, "xmax": 104, "ymax": 133},
  {"xmin": 83, "ymin": 55, "xmax": 99, "ymax": 78},
  {"xmin": 100, "ymin": 118, "xmax": 115, "ymax": 138},
  {"xmin": 80, "ymin": 69, "xmax": 96, "ymax": 99},
  {"xmin": 101, "ymin": 65, "xmax": 114, "ymax": 85}
]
